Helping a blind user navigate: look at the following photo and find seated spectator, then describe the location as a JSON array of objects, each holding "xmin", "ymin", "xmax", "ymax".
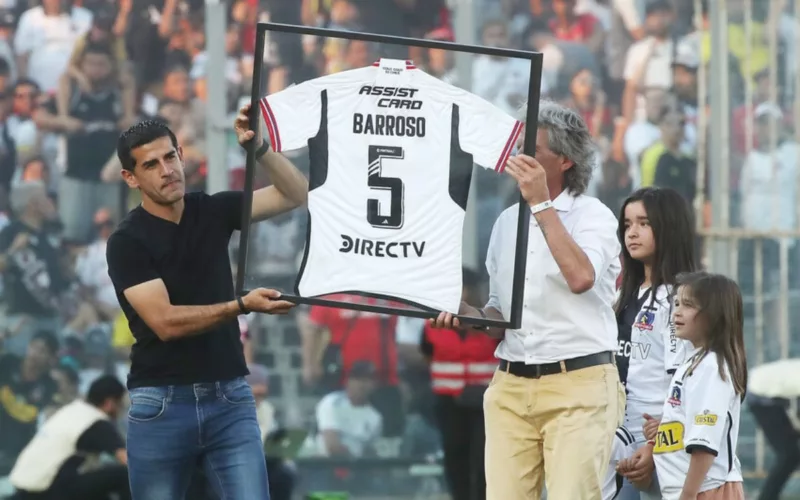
[
  {"xmin": 9, "ymin": 375, "xmax": 129, "ymax": 500},
  {"xmin": 313, "ymin": 361, "xmax": 383, "ymax": 458},
  {"xmin": 0, "ymin": 331, "xmax": 59, "ymax": 476}
]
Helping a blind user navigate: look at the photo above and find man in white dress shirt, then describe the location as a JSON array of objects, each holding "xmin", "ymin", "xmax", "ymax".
[{"xmin": 433, "ymin": 100, "xmax": 625, "ymax": 499}]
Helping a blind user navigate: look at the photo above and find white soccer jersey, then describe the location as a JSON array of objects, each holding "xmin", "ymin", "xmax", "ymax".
[
  {"xmin": 653, "ymin": 349, "xmax": 743, "ymax": 500},
  {"xmin": 603, "ymin": 426, "xmax": 638, "ymax": 500},
  {"xmin": 260, "ymin": 58, "xmax": 523, "ymax": 313},
  {"xmin": 621, "ymin": 285, "xmax": 690, "ymax": 442}
]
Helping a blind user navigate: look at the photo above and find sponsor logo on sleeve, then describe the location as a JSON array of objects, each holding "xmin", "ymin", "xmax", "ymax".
[{"xmin": 694, "ymin": 410, "xmax": 718, "ymax": 426}]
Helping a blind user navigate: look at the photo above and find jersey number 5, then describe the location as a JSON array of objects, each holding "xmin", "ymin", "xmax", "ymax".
[{"xmin": 367, "ymin": 145, "xmax": 405, "ymax": 230}]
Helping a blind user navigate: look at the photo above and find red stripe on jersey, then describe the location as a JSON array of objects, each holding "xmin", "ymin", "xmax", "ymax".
[
  {"xmin": 371, "ymin": 60, "xmax": 417, "ymax": 69},
  {"xmin": 259, "ymin": 98, "xmax": 282, "ymax": 152},
  {"xmin": 495, "ymin": 121, "xmax": 523, "ymax": 173}
]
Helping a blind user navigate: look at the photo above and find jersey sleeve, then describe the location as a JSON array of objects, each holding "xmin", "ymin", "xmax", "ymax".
[
  {"xmin": 106, "ymin": 233, "xmax": 160, "ymax": 292},
  {"xmin": 455, "ymin": 90, "xmax": 523, "ymax": 173},
  {"xmin": 684, "ymin": 361, "xmax": 735, "ymax": 456},
  {"xmin": 260, "ymin": 81, "xmax": 323, "ymax": 153}
]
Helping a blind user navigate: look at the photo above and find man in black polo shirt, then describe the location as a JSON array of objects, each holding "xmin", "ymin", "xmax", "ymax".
[{"xmin": 105, "ymin": 109, "xmax": 306, "ymax": 499}]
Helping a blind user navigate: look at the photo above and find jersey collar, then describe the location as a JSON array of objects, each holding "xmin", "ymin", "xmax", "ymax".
[{"xmin": 371, "ymin": 59, "xmax": 417, "ymax": 70}]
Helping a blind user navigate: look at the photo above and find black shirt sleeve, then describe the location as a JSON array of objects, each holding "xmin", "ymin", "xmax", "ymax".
[
  {"xmin": 75, "ymin": 420, "xmax": 124, "ymax": 455},
  {"xmin": 106, "ymin": 232, "xmax": 161, "ymax": 292},
  {"xmin": 209, "ymin": 191, "xmax": 244, "ymax": 233}
]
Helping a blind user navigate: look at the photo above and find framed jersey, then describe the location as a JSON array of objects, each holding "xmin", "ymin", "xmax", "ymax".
[{"xmin": 235, "ymin": 21, "xmax": 544, "ymax": 330}]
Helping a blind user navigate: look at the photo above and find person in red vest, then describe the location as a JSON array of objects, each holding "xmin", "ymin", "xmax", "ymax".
[{"xmin": 421, "ymin": 268, "xmax": 498, "ymax": 500}]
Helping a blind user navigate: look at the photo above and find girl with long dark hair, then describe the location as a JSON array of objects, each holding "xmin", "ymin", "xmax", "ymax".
[{"xmin": 611, "ymin": 187, "xmax": 698, "ymax": 500}]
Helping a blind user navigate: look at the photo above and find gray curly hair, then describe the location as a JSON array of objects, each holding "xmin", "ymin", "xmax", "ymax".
[{"xmin": 518, "ymin": 100, "xmax": 596, "ymax": 196}]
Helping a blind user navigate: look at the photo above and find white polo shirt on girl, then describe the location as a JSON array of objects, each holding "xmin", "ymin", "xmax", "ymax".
[{"xmin": 653, "ymin": 350, "xmax": 743, "ymax": 500}]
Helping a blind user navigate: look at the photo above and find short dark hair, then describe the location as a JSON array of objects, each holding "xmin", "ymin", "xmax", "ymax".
[
  {"xmin": 645, "ymin": 0, "xmax": 673, "ymax": 16},
  {"xmin": 31, "ymin": 330, "xmax": 59, "ymax": 355},
  {"xmin": 82, "ymin": 41, "xmax": 113, "ymax": 59},
  {"xmin": 117, "ymin": 119, "xmax": 179, "ymax": 172},
  {"xmin": 87, "ymin": 375, "xmax": 126, "ymax": 406}
]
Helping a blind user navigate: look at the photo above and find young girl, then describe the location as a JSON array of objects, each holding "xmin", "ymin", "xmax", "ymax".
[
  {"xmin": 648, "ymin": 272, "xmax": 748, "ymax": 499},
  {"xmin": 613, "ymin": 187, "xmax": 697, "ymax": 500}
]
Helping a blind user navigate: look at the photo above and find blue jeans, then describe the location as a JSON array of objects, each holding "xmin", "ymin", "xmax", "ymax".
[{"xmin": 126, "ymin": 377, "xmax": 270, "ymax": 500}]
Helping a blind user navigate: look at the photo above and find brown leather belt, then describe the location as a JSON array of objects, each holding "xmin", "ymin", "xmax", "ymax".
[{"xmin": 498, "ymin": 351, "xmax": 614, "ymax": 379}]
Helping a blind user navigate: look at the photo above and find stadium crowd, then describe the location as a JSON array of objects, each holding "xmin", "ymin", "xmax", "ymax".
[{"xmin": 0, "ymin": 0, "xmax": 798, "ymax": 498}]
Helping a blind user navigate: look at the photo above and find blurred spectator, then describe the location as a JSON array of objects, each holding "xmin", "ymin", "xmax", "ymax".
[
  {"xmin": 13, "ymin": 0, "xmax": 93, "ymax": 94},
  {"xmin": 313, "ymin": 360, "xmax": 383, "ymax": 458},
  {"xmin": 651, "ymin": 107, "xmax": 697, "ymax": 203},
  {"xmin": 472, "ymin": 18, "xmax": 531, "ymax": 115},
  {"xmin": 731, "ymin": 68, "xmax": 791, "ymax": 157},
  {"xmin": 0, "ymin": 181, "xmax": 66, "ymax": 356},
  {"xmin": 46, "ymin": 363, "xmax": 80, "ymax": 416},
  {"xmin": 620, "ymin": 0, "xmax": 675, "ymax": 125},
  {"xmin": 0, "ymin": 10, "xmax": 17, "ymax": 83},
  {"xmin": 0, "ymin": 330, "xmax": 59, "ymax": 475},
  {"xmin": 737, "ymin": 102, "xmax": 799, "ymax": 300},
  {"xmin": 299, "ymin": 296, "xmax": 405, "ymax": 435},
  {"xmin": 6, "ymin": 79, "xmax": 41, "ymax": 166},
  {"xmin": 60, "ymin": 3, "xmax": 136, "ymax": 128},
  {"xmin": 738, "ymin": 102, "xmax": 799, "ymax": 234},
  {"xmin": 549, "ymin": 0, "xmax": 604, "ymax": 55},
  {"xmin": 522, "ymin": 18, "xmax": 594, "ymax": 94},
  {"xmin": 76, "ymin": 326, "xmax": 116, "ymax": 395},
  {"xmin": 9, "ymin": 374, "xmax": 129, "ymax": 500},
  {"xmin": 747, "ymin": 359, "xmax": 800, "ymax": 500},
  {"xmin": 51, "ymin": 41, "xmax": 122, "ymax": 244},
  {"xmin": 561, "ymin": 67, "xmax": 612, "ymax": 144},
  {"xmin": 73, "ymin": 207, "xmax": 119, "ymax": 324},
  {"xmin": 123, "ymin": 0, "xmax": 178, "ymax": 91}
]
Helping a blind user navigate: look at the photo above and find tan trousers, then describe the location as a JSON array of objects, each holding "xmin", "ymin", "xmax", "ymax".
[
  {"xmin": 697, "ymin": 482, "xmax": 745, "ymax": 500},
  {"xmin": 484, "ymin": 363, "xmax": 625, "ymax": 500}
]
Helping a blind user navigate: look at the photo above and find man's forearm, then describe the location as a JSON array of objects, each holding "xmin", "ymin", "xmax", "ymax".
[
  {"xmin": 159, "ymin": 301, "xmax": 240, "ymax": 341},
  {"xmin": 534, "ymin": 208, "xmax": 595, "ymax": 293},
  {"xmin": 258, "ymin": 150, "xmax": 308, "ymax": 207}
]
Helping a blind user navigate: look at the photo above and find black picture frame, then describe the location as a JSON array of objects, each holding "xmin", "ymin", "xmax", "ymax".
[{"xmin": 236, "ymin": 22, "xmax": 543, "ymax": 330}]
